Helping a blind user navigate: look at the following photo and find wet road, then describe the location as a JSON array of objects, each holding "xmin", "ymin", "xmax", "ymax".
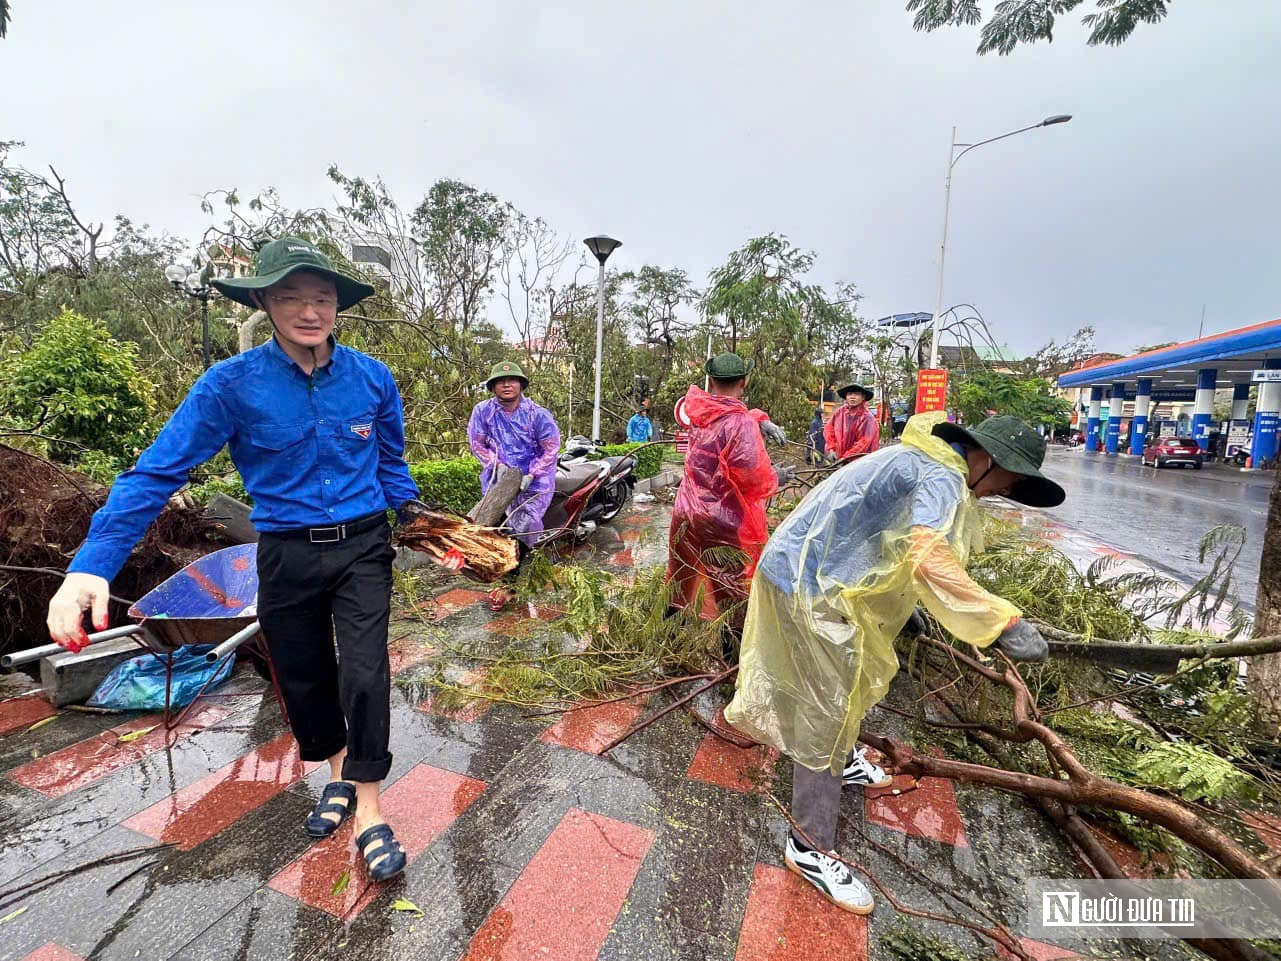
[{"xmin": 1037, "ymin": 447, "xmax": 1270, "ymax": 594}]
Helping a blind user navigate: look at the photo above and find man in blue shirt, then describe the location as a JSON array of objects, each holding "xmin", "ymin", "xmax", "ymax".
[
  {"xmin": 627, "ymin": 409, "xmax": 653, "ymax": 443},
  {"xmin": 45, "ymin": 237, "xmax": 425, "ymax": 882}
]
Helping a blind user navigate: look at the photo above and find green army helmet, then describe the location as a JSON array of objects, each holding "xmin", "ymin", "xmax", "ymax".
[
  {"xmin": 704, "ymin": 352, "xmax": 753, "ymax": 380},
  {"xmin": 486, "ymin": 360, "xmax": 529, "ymax": 390}
]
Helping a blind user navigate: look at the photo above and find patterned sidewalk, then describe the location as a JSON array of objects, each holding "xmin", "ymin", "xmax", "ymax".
[{"xmin": 0, "ymin": 499, "xmax": 1215, "ymax": 960}]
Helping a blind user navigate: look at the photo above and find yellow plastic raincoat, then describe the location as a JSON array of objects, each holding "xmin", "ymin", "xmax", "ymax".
[{"xmin": 725, "ymin": 412, "xmax": 1020, "ymax": 774}]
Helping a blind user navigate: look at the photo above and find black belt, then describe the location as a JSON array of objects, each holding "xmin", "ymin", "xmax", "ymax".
[{"xmin": 268, "ymin": 510, "xmax": 388, "ymax": 544}]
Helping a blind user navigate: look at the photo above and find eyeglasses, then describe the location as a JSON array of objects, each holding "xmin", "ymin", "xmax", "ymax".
[{"xmin": 266, "ymin": 293, "xmax": 338, "ymax": 311}]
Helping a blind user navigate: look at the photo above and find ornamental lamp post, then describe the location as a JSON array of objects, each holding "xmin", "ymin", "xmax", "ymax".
[
  {"xmin": 167, "ymin": 262, "xmax": 216, "ymax": 369},
  {"xmin": 584, "ymin": 235, "xmax": 621, "ymax": 442}
]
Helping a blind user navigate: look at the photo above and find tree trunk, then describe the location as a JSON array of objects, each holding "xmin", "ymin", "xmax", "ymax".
[
  {"xmin": 1248, "ymin": 468, "xmax": 1281, "ymax": 732},
  {"xmin": 467, "ymin": 464, "xmax": 522, "ymax": 528}
]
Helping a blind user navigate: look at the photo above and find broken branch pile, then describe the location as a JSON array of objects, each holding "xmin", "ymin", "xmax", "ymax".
[
  {"xmin": 0, "ymin": 444, "xmax": 217, "ymax": 655},
  {"xmin": 396, "ymin": 509, "xmax": 519, "ymax": 582}
]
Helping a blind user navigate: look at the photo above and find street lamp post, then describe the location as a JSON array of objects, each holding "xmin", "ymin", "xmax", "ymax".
[
  {"xmin": 927, "ymin": 114, "xmax": 1072, "ymax": 370},
  {"xmin": 584, "ymin": 235, "xmax": 621, "ymax": 443},
  {"xmin": 166, "ymin": 262, "xmax": 215, "ymax": 369}
]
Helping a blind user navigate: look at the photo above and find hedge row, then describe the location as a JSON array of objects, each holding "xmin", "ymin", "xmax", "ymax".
[
  {"xmin": 407, "ymin": 457, "xmax": 483, "ymax": 514},
  {"xmin": 186, "ymin": 444, "xmax": 663, "ymax": 518},
  {"xmin": 597, "ymin": 442, "xmax": 663, "ymax": 480}
]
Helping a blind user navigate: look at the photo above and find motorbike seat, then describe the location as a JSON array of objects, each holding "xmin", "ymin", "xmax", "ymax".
[{"xmin": 555, "ymin": 460, "xmax": 606, "ymax": 496}]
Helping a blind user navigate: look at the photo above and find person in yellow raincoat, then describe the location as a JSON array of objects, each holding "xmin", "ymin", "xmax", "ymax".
[{"xmin": 725, "ymin": 411, "xmax": 1064, "ymax": 914}]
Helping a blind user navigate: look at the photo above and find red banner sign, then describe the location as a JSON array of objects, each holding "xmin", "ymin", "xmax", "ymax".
[{"xmin": 915, "ymin": 368, "xmax": 949, "ymax": 414}]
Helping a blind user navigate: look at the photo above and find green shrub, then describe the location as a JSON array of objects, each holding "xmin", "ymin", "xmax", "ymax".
[
  {"xmin": 408, "ymin": 457, "xmax": 483, "ymax": 514},
  {"xmin": 599, "ymin": 442, "xmax": 662, "ymax": 479},
  {"xmin": 188, "ymin": 474, "xmax": 251, "ymax": 506},
  {"xmin": 409, "ymin": 442, "xmax": 660, "ymax": 513},
  {"xmin": 0, "ymin": 307, "xmax": 157, "ymax": 461}
]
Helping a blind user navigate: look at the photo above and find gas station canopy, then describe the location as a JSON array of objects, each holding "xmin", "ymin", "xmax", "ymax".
[{"xmin": 1058, "ymin": 318, "xmax": 1281, "ymax": 394}]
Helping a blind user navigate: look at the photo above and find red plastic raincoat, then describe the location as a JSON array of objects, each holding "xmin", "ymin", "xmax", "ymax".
[
  {"xmin": 667, "ymin": 385, "xmax": 778, "ymax": 629},
  {"xmin": 824, "ymin": 403, "xmax": 880, "ymax": 460}
]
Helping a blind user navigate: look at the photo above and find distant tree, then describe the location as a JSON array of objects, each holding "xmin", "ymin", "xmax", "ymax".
[
  {"xmin": 1020, "ymin": 325, "xmax": 1098, "ymax": 379},
  {"xmin": 905, "ymin": 0, "xmax": 1173, "ymax": 55},
  {"xmin": 412, "ymin": 179, "xmax": 512, "ymax": 346},
  {"xmin": 1, "ymin": 2, "xmax": 10, "ymax": 39},
  {"xmin": 954, "ymin": 369, "xmax": 1070, "ymax": 428}
]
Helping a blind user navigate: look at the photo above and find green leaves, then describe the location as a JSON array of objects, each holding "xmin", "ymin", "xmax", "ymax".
[
  {"xmin": 954, "ymin": 370, "xmax": 1069, "ymax": 430},
  {"xmin": 407, "ymin": 458, "xmax": 484, "ymax": 515},
  {"xmin": 905, "ymin": 0, "xmax": 1173, "ymax": 54},
  {"xmin": 0, "ymin": 307, "xmax": 156, "ymax": 460},
  {"xmin": 332, "ymin": 870, "xmax": 350, "ymax": 895},
  {"xmin": 1133, "ymin": 741, "xmax": 1258, "ymax": 804},
  {"xmin": 390, "ymin": 898, "xmax": 423, "ymax": 916}
]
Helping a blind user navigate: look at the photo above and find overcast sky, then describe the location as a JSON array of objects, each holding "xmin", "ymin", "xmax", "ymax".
[{"xmin": 4, "ymin": 1, "xmax": 1279, "ymax": 357}]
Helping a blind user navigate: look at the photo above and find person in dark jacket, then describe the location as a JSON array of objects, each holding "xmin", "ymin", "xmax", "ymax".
[{"xmin": 806, "ymin": 408, "xmax": 827, "ymax": 465}]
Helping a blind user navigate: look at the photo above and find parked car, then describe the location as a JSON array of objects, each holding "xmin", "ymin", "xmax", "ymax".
[{"xmin": 1141, "ymin": 436, "xmax": 1203, "ymax": 469}]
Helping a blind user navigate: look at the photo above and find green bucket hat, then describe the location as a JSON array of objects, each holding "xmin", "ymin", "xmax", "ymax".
[
  {"xmin": 486, "ymin": 360, "xmax": 529, "ymax": 390},
  {"xmin": 933, "ymin": 415, "xmax": 1065, "ymax": 508},
  {"xmin": 704, "ymin": 352, "xmax": 753, "ymax": 380},
  {"xmin": 836, "ymin": 382, "xmax": 874, "ymax": 401},
  {"xmin": 211, "ymin": 236, "xmax": 375, "ymax": 311}
]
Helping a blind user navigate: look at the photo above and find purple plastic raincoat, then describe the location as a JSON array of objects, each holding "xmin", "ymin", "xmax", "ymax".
[{"xmin": 468, "ymin": 396, "xmax": 561, "ymax": 546}]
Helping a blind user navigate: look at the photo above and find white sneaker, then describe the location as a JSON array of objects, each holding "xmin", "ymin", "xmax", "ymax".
[
  {"xmin": 843, "ymin": 747, "xmax": 893, "ymax": 788},
  {"xmin": 784, "ymin": 837, "xmax": 875, "ymax": 915}
]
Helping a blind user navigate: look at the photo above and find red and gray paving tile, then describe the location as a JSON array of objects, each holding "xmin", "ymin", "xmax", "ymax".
[{"xmin": 0, "ymin": 501, "xmax": 1168, "ymax": 960}]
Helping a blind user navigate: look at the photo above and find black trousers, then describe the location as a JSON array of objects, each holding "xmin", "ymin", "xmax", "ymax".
[{"xmin": 256, "ymin": 518, "xmax": 395, "ymax": 783}]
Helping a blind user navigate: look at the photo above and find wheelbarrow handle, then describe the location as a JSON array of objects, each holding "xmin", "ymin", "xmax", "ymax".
[
  {"xmin": 205, "ymin": 622, "xmax": 262, "ymax": 664},
  {"xmin": 1, "ymin": 624, "xmax": 145, "ymax": 669}
]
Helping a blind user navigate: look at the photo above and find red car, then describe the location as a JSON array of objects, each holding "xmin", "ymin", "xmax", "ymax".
[{"xmin": 1142, "ymin": 436, "xmax": 1203, "ymax": 470}]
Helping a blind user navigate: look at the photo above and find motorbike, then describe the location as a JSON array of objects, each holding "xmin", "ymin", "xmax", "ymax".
[{"xmin": 530, "ymin": 436, "xmax": 638, "ymax": 548}]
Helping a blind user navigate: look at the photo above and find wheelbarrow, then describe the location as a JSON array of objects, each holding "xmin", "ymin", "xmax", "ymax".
[{"xmin": 2, "ymin": 544, "xmax": 285, "ymax": 729}]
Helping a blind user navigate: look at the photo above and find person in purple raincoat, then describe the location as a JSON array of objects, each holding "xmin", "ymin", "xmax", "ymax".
[{"xmin": 468, "ymin": 360, "xmax": 561, "ymax": 550}]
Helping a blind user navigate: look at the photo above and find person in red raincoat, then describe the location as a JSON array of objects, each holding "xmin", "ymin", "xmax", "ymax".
[
  {"xmin": 824, "ymin": 382, "xmax": 880, "ymax": 461},
  {"xmin": 667, "ymin": 353, "xmax": 785, "ymax": 636}
]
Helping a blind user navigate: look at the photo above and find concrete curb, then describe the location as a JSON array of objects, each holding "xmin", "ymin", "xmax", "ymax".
[{"xmin": 637, "ymin": 468, "xmax": 679, "ymax": 493}]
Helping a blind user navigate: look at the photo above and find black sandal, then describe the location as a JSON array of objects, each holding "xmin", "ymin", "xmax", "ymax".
[
  {"xmin": 305, "ymin": 781, "xmax": 356, "ymax": 838},
  {"xmin": 356, "ymin": 822, "xmax": 407, "ymax": 881}
]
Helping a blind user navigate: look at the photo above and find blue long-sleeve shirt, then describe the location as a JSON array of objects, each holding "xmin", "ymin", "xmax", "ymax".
[
  {"xmin": 627, "ymin": 414, "xmax": 653, "ymax": 443},
  {"xmin": 70, "ymin": 336, "xmax": 420, "ymax": 581}
]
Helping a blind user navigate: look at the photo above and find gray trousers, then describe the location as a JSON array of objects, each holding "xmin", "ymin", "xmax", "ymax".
[{"xmin": 792, "ymin": 761, "xmax": 845, "ymax": 851}]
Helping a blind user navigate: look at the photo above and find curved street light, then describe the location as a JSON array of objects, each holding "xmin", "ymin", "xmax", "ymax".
[{"xmin": 927, "ymin": 114, "xmax": 1072, "ymax": 370}]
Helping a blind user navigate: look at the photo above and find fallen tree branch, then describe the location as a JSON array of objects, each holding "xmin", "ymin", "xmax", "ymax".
[
  {"xmin": 764, "ymin": 791, "xmax": 1030, "ymax": 960},
  {"xmin": 599, "ymin": 666, "xmax": 738, "ymax": 755}
]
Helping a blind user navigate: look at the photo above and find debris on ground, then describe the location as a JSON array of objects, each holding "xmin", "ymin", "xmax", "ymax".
[
  {"xmin": 0, "ymin": 444, "xmax": 222, "ymax": 657},
  {"xmin": 396, "ymin": 509, "xmax": 519, "ymax": 582}
]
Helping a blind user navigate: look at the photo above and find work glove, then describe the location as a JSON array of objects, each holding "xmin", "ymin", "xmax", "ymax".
[
  {"xmin": 994, "ymin": 619, "xmax": 1049, "ymax": 662},
  {"xmin": 519, "ymin": 474, "xmax": 533, "ymax": 492},
  {"xmin": 773, "ymin": 463, "xmax": 796, "ymax": 486},
  {"xmin": 759, "ymin": 420, "xmax": 786, "ymax": 448},
  {"xmin": 904, "ymin": 606, "xmax": 929, "ymax": 637},
  {"xmin": 397, "ymin": 498, "xmax": 436, "ymax": 525},
  {"xmin": 46, "ymin": 572, "xmax": 111, "ymax": 653}
]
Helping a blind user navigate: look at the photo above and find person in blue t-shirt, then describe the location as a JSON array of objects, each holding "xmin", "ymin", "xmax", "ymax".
[
  {"xmin": 45, "ymin": 237, "xmax": 431, "ymax": 882},
  {"xmin": 627, "ymin": 409, "xmax": 653, "ymax": 443}
]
